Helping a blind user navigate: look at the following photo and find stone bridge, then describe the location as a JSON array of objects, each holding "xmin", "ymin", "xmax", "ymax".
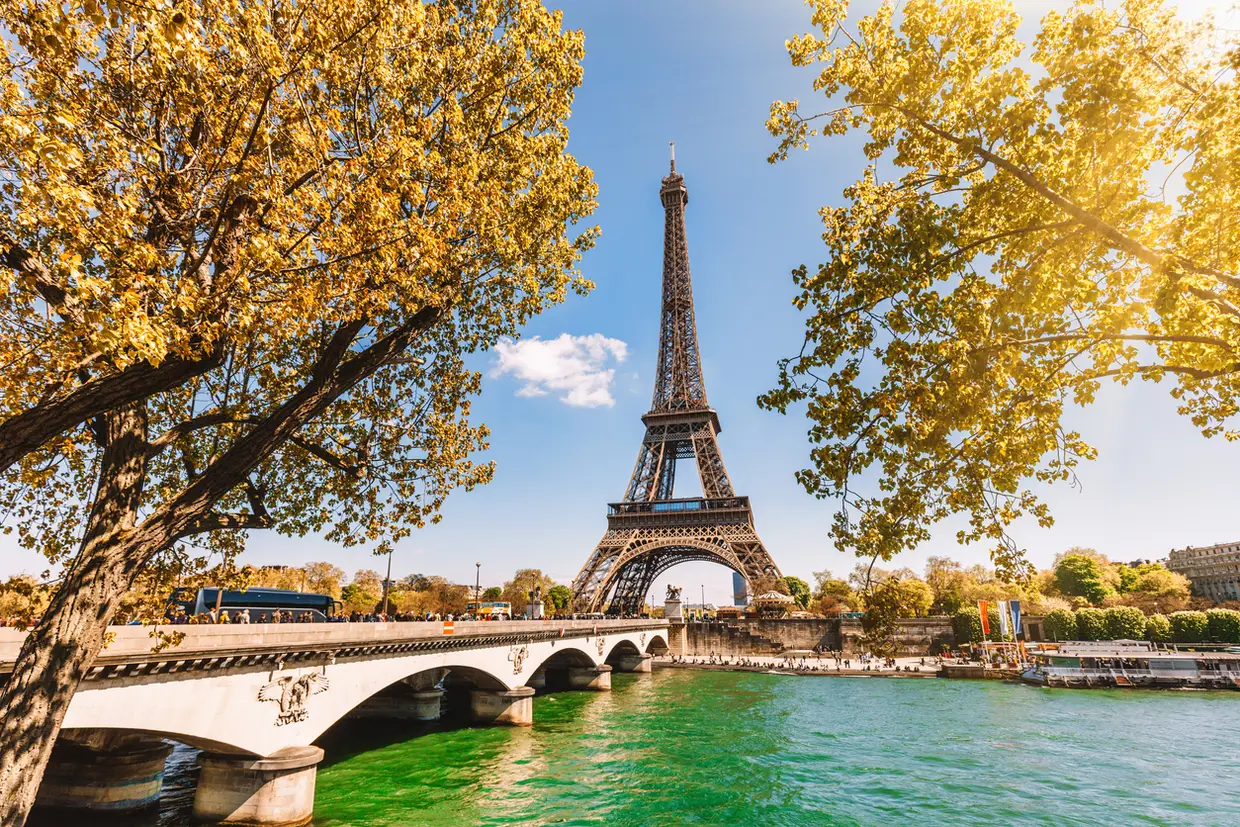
[{"xmin": 0, "ymin": 618, "xmax": 669, "ymax": 826}]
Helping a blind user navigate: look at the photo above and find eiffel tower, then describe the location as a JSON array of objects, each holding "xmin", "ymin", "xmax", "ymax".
[{"xmin": 571, "ymin": 149, "xmax": 783, "ymax": 614}]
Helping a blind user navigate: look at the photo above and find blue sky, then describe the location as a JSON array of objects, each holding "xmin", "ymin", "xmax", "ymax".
[{"xmin": 5, "ymin": 0, "xmax": 1237, "ymax": 605}]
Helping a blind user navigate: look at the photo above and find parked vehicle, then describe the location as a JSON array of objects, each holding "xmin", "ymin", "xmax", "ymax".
[{"xmin": 168, "ymin": 587, "xmax": 341, "ymax": 621}]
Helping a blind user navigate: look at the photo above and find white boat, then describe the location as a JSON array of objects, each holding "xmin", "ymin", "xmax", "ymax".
[{"xmin": 1022, "ymin": 640, "xmax": 1240, "ymax": 690}]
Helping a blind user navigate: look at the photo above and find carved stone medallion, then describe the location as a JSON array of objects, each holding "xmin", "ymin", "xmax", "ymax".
[
  {"xmin": 258, "ymin": 672, "xmax": 329, "ymax": 726},
  {"xmin": 508, "ymin": 644, "xmax": 530, "ymax": 674}
]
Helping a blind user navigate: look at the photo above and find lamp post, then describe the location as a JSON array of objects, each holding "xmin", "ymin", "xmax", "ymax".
[
  {"xmin": 474, "ymin": 562, "xmax": 481, "ymax": 613},
  {"xmin": 380, "ymin": 548, "xmax": 393, "ymax": 619},
  {"xmin": 701, "ymin": 584, "xmax": 705, "ymax": 620}
]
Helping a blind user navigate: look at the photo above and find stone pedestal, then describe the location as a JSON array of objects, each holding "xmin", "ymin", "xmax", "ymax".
[
  {"xmin": 525, "ymin": 669, "xmax": 546, "ymax": 690},
  {"xmin": 345, "ymin": 688, "xmax": 443, "ymax": 722},
  {"xmin": 36, "ymin": 738, "xmax": 173, "ymax": 814},
  {"xmin": 470, "ymin": 686, "xmax": 535, "ymax": 726},
  {"xmin": 193, "ymin": 746, "xmax": 322, "ymax": 827},
  {"xmin": 664, "ymin": 598, "xmax": 683, "ymax": 620},
  {"xmin": 567, "ymin": 664, "xmax": 612, "ymax": 691},
  {"xmin": 613, "ymin": 653, "xmax": 653, "ymax": 673},
  {"xmin": 526, "ymin": 599, "xmax": 544, "ymax": 620},
  {"xmin": 667, "ymin": 619, "xmax": 687, "ymax": 656}
]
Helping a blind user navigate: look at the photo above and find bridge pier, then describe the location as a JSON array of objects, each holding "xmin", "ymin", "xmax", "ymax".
[
  {"xmin": 612, "ymin": 653, "xmax": 653, "ymax": 673},
  {"xmin": 346, "ymin": 687, "xmax": 444, "ymax": 722},
  {"xmin": 193, "ymin": 746, "xmax": 323, "ymax": 827},
  {"xmin": 567, "ymin": 664, "xmax": 612, "ymax": 691},
  {"xmin": 470, "ymin": 685, "xmax": 535, "ymax": 726},
  {"xmin": 35, "ymin": 732, "xmax": 173, "ymax": 815}
]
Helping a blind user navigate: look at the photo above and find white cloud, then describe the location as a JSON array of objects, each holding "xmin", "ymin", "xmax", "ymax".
[{"xmin": 492, "ymin": 333, "xmax": 629, "ymax": 408}]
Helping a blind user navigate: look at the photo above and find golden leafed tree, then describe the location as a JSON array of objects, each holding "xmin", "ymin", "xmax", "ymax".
[
  {"xmin": 0, "ymin": 0, "xmax": 596, "ymax": 818},
  {"xmin": 761, "ymin": 0, "xmax": 1240, "ymax": 578}
]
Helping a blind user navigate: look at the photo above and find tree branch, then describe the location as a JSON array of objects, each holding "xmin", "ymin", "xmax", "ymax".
[
  {"xmin": 176, "ymin": 511, "xmax": 273, "ymax": 539},
  {"xmin": 0, "ymin": 348, "xmax": 225, "ymax": 475},
  {"xmin": 890, "ymin": 106, "xmax": 1240, "ymax": 293}
]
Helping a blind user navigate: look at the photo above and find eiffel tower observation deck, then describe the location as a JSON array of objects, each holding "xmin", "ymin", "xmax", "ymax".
[{"xmin": 571, "ymin": 148, "xmax": 783, "ymax": 615}]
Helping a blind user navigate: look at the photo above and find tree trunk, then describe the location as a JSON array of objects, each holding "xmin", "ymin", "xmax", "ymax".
[
  {"xmin": 0, "ymin": 306, "xmax": 439, "ymax": 826},
  {"xmin": 0, "ymin": 403, "xmax": 148, "ymax": 827}
]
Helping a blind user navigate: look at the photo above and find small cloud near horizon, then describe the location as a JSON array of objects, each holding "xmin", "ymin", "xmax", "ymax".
[{"xmin": 492, "ymin": 333, "xmax": 628, "ymax": 408}]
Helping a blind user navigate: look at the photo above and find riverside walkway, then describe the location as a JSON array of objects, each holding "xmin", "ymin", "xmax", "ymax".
[{"xmin": 0, "ymin": 618, "xmax": 669, "ymax": 825}]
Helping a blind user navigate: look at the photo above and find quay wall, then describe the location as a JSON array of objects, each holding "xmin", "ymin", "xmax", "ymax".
[{"xmin": 683, "ymin": 618, "xmax": 955, "ymax": 656}]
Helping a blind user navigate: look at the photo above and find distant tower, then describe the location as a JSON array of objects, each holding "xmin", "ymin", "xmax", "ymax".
[
  {"xmin": 570, "ymin": 152, "xmax": 783, "ymax": 614},
  {"xmin": 732, "ymin": 572, "xmax": 749, "ymax": 607}
]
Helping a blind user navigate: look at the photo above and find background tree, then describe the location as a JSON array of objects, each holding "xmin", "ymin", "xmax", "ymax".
[
  {"xmin": 761, "ymin": 0, "xmax": 1240, "ymax": 580},
  {"xmin": 782, "ymin": 575, "xmax": 812, "ymax": 610},
  {"xmin": 482, "ymin": 586, "xmax": 504, "ymax": 602},
  {"xmin": 0, "ymin": 0, "xmax": 596, "ymax": 819},
  {"xmin": 812, "ymin": 571, "xmax": 855, "ymax": 616},
  {"xmin": 546, "ymin": 585, "xmax": 573, "ymax": 614},
  {"xmin": 502, "ymin": 569, "xmax": 557, "ymax": 615},
  {"xmin": 924, "ymin": 557, "xmax": 970, "ymax": 615},
  {"xmin": 1054, "ymin": 554, "xmax": 1115, "ymax": 605},
  {"xmin": 0, "ymin": 576, "xmax": 51, "ymax": 627},
  {"xmin": 302, "ymin": 563, "xmax": 347, "ymax": 599}
]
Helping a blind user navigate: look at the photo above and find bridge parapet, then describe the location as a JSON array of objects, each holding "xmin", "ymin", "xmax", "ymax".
[{"xmin": 0, "ymin": 619, "xmax": 667, "ymax": 675}]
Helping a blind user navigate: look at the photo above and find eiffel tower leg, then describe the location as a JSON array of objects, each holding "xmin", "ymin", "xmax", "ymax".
[
  {"xmin": 571, "ymin": 532, "xmax": 634, "ymax": 613},
  {"xmin": 691, "ymin": 424, "xmax": 734, "ymax": 499}
]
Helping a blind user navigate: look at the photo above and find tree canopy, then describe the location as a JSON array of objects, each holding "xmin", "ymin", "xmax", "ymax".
[
  {"xmin": 0, "ymin": 0, "xmax": 596, "ymax": 818},
  {"xmin": 762, "ymin": 0, "xmax": 1240, "ymax": 579}
]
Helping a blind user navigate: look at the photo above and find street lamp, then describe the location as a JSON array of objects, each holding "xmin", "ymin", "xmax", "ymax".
[
  {"xmin": 475, "ymin": 562, "xmax": 481, "ymax": 613},
  {"xmin": 380, "ymin": 548, "xmax": 394, "ymax": 618},
  {"xmin": 701, "ymin": 584, "xmax": 705, "ymax": 619}
]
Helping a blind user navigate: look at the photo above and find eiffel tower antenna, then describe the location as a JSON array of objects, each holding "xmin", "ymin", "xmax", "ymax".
[{"xmin": 571, "ymin": 158, "xmax": 783, "ymax": 615}]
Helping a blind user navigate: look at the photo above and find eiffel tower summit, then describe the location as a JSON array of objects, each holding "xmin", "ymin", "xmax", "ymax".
[{"xmin": 571, "ymin": 148, "xmax": 783, "ymax": 614}]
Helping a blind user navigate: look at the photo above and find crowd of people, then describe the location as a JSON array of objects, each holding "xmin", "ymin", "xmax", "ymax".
[{"xmin": 662, "ymin": 649, "xmax": 938, "ymax": 675}]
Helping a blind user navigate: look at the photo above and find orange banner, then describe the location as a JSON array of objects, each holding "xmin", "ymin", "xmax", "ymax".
[{"xmin": 978, "ymin": 601, "xmax": 991, "ymax": 637}]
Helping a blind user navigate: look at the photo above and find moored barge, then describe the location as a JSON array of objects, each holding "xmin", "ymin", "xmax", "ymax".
[{"xmin": 1022, "ymin": 640, "xmax": 1240, "ymax": 690}]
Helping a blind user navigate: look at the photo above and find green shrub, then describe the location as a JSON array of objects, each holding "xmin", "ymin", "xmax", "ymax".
[
  {"xmin": 1145, "ymin": 614, "xmax": 1172, "ymax": 643},
  {"xmin": 1104, "ymin": 606, "xmax": 1147, "ymax": 640},
  {"xmin": 952, "ymin": 606, "xmax": 1012, "ymax": 643},
  {"xmin": 1044, "ymin": 608, "xmax": 1077, "ymax": 641},
  {"xmin": 1076, "ymin": 607, "xmax": 1108, "ymax": 641},
  {"xmin": 953, "ymin": 607, "xmax": 982, "ymax": 644},
  {"xmin": 1206, "ymin": 608, "xmax": 1240, "ymax": 644},
  {"xmin": 1170, "ymin": 610, "xmax": 1209, "ymax": 643}
]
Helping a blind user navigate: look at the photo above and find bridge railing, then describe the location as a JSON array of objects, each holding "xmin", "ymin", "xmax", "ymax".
[{"xmin": 0, "ymin": 618, "xmax": 670, "ymax": 670}]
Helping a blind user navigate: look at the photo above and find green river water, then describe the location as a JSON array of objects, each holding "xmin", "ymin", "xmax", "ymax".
[{"xmin": 148, "ymin": 668, "xmax": 1238, "ymax": 826}]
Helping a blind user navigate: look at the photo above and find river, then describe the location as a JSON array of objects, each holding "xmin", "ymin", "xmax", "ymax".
[{"xmin": 137, "ymin": 668, "xmax": 1240, "ymax": 826}]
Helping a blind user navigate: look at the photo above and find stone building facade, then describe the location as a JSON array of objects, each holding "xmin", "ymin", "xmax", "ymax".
[{"xmin": 1166, "ymin": 542, "xmax": 1240, "ymax": 601}]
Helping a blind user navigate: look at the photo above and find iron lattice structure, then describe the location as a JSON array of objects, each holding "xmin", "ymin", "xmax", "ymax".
[{"xmin": 571, "ymin": 156, "xmax": 782, "ymax": 615}]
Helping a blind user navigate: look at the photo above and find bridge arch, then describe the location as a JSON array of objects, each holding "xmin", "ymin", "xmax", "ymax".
[
  {"xmin": 604, "ymin": 639, "xmax": 642, "ymax": 663},
  {"xmin": 528, "ymin": 644, "xmax": 597, "ymax": 676},
  {"xmin": 644, "ymin": 633, "xmax": 669, "ymax": 656}
]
